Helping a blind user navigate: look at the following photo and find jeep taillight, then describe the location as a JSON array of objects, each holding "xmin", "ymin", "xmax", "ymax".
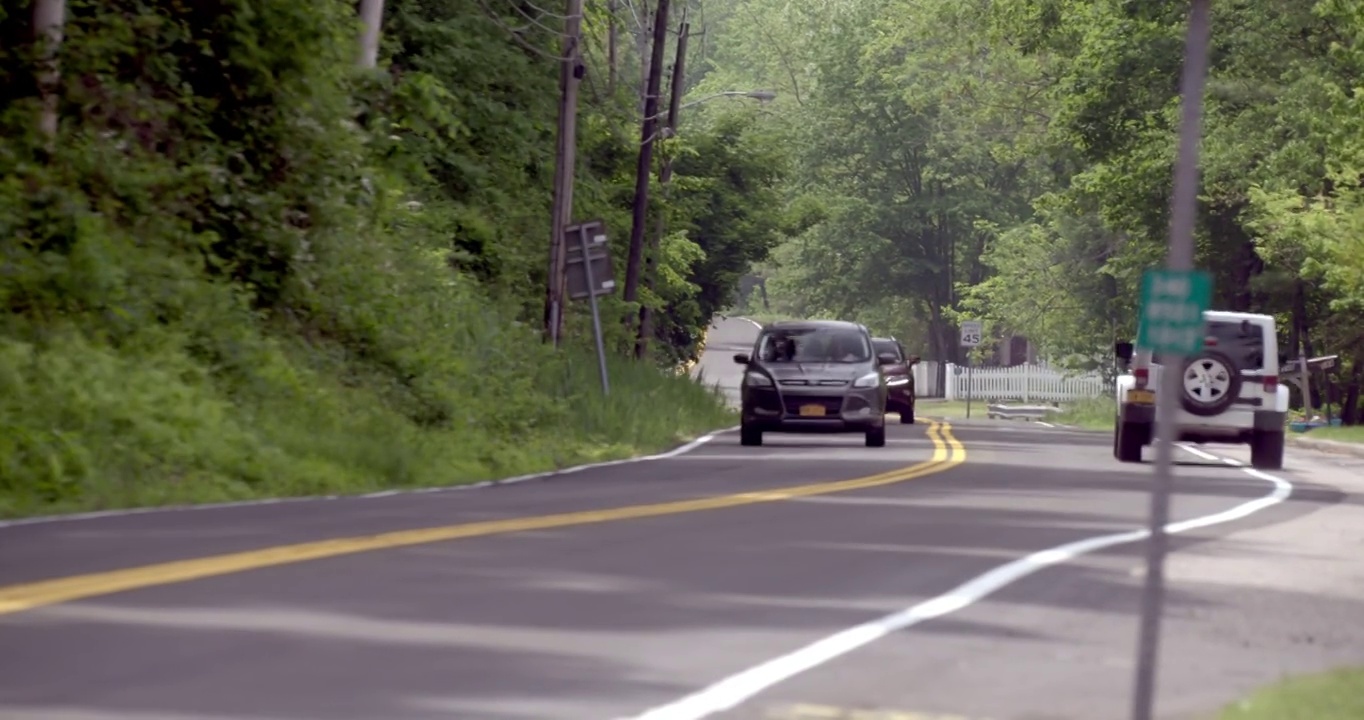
[
  {"xmin": 1263, "ymin": 374, "xmax": 1277, "ymax": 391},
  {"xmin": 1134, "ymin": 366, "xmax": 1149, "ymax": 389}
]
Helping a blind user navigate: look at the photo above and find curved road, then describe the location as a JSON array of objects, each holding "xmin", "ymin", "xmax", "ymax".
[{"xmin": 3, "ymin": 317, "xmax": 1364, "ymax": 720}]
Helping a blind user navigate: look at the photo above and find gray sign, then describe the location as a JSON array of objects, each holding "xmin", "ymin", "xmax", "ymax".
[{"xmin": 564, "ymin": 220, "xmax": 616, "ymax": 300}]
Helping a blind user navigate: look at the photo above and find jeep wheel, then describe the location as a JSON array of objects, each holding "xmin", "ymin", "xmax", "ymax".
[
  {"xmin": 1180, "ymin": 349, "xmax": 1242, "ymax": 417},
  {"xmin": 1115, "ymin": 419, "xmax": 1145, "ymax": 463},
  {"xmin": 865, "ymin": 425, "xmax": 886, "ymax": 447},
  {"xmin": 740, "ymin": 423, "xmax": 763, "ymax": 447},
  {"xmin": 1250, "ymin": 428, "xmax": 1285, "ymax": 470}
]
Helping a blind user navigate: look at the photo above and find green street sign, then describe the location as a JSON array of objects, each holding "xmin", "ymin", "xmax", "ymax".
[{"xmin": 1137, "ymin": 269, "xmax": 1213, "ymax": 354}]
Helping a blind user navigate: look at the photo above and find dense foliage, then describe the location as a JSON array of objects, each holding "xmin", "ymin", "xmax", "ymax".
[
  {"xmin": 0, "ymin": 0, "xmax": 790, "ymax": 516},
  {"xmin": 705, "ymin": 0, "xmax": 1364, "ymax": 421}
]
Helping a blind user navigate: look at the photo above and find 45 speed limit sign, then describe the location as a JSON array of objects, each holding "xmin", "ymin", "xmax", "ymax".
[{"xmin": 959, "ymin": 320, "xmax": 982, "ymax": 347}]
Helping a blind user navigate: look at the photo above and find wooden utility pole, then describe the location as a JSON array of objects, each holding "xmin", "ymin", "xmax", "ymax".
[
  {"xmin": 543, "ymin": 0, "xmax": 585, "ymax": 344},
  {"xmin": 634, "ymin": 19, "xmax": 688, "ymax": 360},
  {"xmin": 33, "ymin": 0, "xmax": 66, "ymax": 139},
  {"xmin": 356, "ymin": 0, "xmax": 385, "ymax": 68},
  {"xmin": 621, "ymin": 0, "xmax": 671, "ymax": 313}
]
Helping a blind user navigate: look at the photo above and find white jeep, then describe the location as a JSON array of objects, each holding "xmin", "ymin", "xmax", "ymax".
[{"xmin": 1112, "ymin": 310, "xmax": 1288, "ymax": 470}]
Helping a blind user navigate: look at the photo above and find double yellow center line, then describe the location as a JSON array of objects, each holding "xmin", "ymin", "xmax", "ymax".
[{"xmin": 0, "ymin": 421, "xmax": 965, "ymax": 616}]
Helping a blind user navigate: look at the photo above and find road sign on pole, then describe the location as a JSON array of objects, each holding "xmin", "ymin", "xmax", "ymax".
[
  {"xmin": 1136, "ymin": 269, "xmax": 1212, "ymax": 354},
  {"xmin": 959, "ymin": 320, "xmax": 982, "ymax": 348},
  {"xmin": 959, "ymin": 322, "xmax": 981, "ymax": 419},
  {"xmin": 564, "ymin": 219, "xmax": 614, "ymax": 395},
  {"xmin": 1131, "ymin": 2, "xmax": 1212, "ymax": 720}
]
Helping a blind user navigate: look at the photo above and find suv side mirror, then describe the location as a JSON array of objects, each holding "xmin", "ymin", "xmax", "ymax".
[
  {"xmin": 876, "ymin": 352, "xmax": 899, "ymax": 365},
  {"xmin": 1114, "ymin": 341, "xmax": 1134, "ymax": 361},
  {"xmin": 907, "ymin": 354, "xmax": 921, "ymax": 365},
  {"xmin": 733, "ymin": 353, "xmax": 750, "ymax": 365}
]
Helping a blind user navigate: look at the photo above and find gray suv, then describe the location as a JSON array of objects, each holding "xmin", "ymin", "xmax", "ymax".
[{"xmin": 733, "ymin": 320, "xmax": 890, "ymax": 447}]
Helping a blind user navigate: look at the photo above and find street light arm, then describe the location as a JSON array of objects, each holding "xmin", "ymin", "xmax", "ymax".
[{"xmin": 678, "ymin": 89, "xmax": 777, "ymax": 111}]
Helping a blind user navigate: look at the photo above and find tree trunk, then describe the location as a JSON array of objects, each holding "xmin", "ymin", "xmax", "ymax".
[
  {"xmin": 356, "ymin": 0, "xmax": 385, "ymax": 68},
  {"xmin": 33, "ymin": 0, "xmax": 66, "ymax": 139},
  {"xmin": 608, "ymin": 0, "xmax": 618, "ymax": 93}
]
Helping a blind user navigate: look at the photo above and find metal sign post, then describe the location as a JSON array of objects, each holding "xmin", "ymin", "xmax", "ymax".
[
  {"xmin": 564, "ymin": 219, "xmax": 617, "ymax": 395},
  {"xmin": 960, "ymin": 321, "xmax": 982, "ymax": 419},
  {"xmin": 1130, "ymin": 2, "xmax": 1213, "ymax": 720}
]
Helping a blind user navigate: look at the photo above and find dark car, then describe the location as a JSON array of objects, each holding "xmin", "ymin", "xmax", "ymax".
[
  {"xmin": 733, "ymin": 320, "xmax": 892, "ymax": 447},
  {"xmin": 872, "ymin": 337, "xmax": 920, "ymax": 424}
]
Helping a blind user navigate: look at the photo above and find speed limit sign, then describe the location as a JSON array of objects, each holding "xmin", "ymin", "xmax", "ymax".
[{"xmin": 960, "ymin": 320, "xmax": 982, "ymax": 347}]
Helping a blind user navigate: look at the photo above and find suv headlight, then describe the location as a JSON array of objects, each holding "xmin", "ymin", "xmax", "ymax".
[
  {"xmin": 852, "ymin": 372, "xmax": 881, "ymax": 388},
  {"xmin": 744, "ymin": 371, "xmax": 774, "ymax": 387},
  {"xmin": 886, "ymin": 376, "xmax": 909, "ymax": 387}
]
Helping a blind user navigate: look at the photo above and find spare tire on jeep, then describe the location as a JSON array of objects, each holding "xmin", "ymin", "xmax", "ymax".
[{"xmin": 1179, "ymin": 349, "xmax": 1242, "ymax": 417}]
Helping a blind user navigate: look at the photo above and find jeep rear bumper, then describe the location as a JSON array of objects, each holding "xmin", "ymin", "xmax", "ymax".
[{"xmin": 1119, "ymin": 405, "xmax": 1286, "ymax": 445}]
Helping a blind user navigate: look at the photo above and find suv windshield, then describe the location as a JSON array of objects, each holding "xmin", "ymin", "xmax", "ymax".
[
  {"xmin": 758, "ymin": 327, "xmax": 871, "ymax": 363},
  {"xmin": 872, "ymin": 339, "xmax": 902, "ymax": 361},
  {"xmin": 1152, "ymin": 320, "xmax": 1264, "ymax": 370}
]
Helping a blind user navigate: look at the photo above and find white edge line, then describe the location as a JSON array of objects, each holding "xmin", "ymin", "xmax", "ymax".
[
  {"xmin": 0, "ymin": 426, "xmax": 739, "ymax": 530},
  {"xmin": 733, "ymin": 316, "xmax": 765, "ymax": 330},
  {"xmin": 620, "ymin": 443, "xmax": 1294, "ymax": 720}
]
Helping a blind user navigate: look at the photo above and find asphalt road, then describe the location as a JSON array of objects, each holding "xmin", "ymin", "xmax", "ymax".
[{"xmin": 3, "ymin": 317, "xmax": 1363, "ymax": 720}]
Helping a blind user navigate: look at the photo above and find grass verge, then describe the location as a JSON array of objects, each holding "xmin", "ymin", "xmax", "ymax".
[
  {"xmin": 1053, "ymin": 397, "xmax": 1116, "ymax": 430},
  {"xmin": 1216, "ymin": 666, "xmax": 1364, "ymax": 720},
  {"xmin": 916, "ymin": 400, "xmax": 978, "ymax": 419},
  {"xmin": 1300, "ymin": 425, "xmax": 1364, "ymax": 444},
  {"xmin": 0, "ymin": 330, "xmax": 736, "ymax": 519}
]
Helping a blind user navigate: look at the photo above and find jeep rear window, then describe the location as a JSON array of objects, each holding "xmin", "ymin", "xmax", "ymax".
[{"xmin": 1152, "ymin": 320, "xmax": 1264, "ymax": 370}]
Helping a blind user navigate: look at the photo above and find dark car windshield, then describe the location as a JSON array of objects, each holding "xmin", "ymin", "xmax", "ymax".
[
  {"xmin": 872, "ymin": 339, "xmax": 902, "ymax": 361},
  {"xmin": 757, "ymin": 327, "xmax": 872, "ymax": 363}
]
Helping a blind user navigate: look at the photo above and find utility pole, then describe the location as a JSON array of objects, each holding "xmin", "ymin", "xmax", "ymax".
[
  {"xmin": 356, "ymin": 0, "xmax": 385, "ymax": 68},
  {"xmin": 621, "ymin": 0, "xmax": 671, "ymax": 315},
  {"xmin": 634, "ymin": 19, "xmax": 688, "ymax": 360},
  {"xmin": 543, "ymin": 0, "xmax": 585, "ymax": 345},
  {"xmin": 1130, "ymin": 1, "xmax": 1212, "ymax": 720}
]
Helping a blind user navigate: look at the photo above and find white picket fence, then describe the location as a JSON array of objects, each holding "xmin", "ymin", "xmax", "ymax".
[
  {"xmin": 944, "ymin": 363, "xmax": 1110, "ymax": 402},
  {"xmin": 914, "ymin": 361, "xmax": 943, "ymax": 398}
]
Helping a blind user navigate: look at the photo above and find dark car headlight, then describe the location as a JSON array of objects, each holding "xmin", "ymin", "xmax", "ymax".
[
  {"xmin": 744, "ymin": 371, "xmax": 774, "ymax": 387},
  {"xmin": 886, "ymin": 376, "xmax": 909, "ymax": 387}
]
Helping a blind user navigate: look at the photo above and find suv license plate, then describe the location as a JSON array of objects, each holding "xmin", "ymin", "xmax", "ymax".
[
  {"xmin": 799, "ymin": 404, "xmax": 826, "ymax": 417},
  {"xmin": 1126, "ymin": 389, "xmax": 1156, "ymax": 405}
]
